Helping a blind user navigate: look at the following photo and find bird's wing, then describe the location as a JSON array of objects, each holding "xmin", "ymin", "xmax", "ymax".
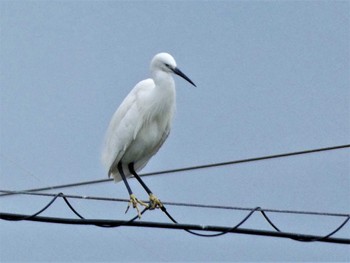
[
  {"xmin": 133, "ymin": 121, "xmax": 171, "ymax": 174},
  {"xmin": 152, "ymin": 124, "xmax": 171, "ymax": 157},
  {"xmin": 101, "ymin": 79, "xmax": 155, "ymax": 176}
]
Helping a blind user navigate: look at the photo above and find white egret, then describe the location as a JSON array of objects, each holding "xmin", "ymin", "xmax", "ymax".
[{"xmin": 102, "ymin": 52, "xmax": 196, "ymax": 218}]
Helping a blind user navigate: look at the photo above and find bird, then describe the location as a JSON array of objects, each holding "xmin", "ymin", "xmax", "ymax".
[{"xmin": 102, "ymin": 52, "xmax": 196, "ymax": 218}]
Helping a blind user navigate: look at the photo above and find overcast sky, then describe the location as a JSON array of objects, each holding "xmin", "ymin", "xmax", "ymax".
[{"xmin": 1, "ymin": 1, "xmax": 349, "ymax": 262}]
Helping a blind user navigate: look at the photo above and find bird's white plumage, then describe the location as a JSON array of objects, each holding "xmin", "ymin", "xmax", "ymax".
[{"xmin": 102, "ymin": 53, "xmax": 178, "ymax": 182}]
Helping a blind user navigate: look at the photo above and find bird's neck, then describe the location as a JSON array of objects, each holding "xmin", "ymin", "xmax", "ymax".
[
  {"xmin": 152, "ymin": 71, "xmax": 176, "ymax": 92},
  {"xmin": 149, "ymin": 71, "xmax": 176, "ymax": 112}
]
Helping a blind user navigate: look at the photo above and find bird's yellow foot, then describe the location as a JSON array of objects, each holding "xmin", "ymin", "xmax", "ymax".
[
  {"xmin": 149, "ymin": 193, "xmax": 163, "ymax": 210},
  {"xmin": 126, "ymin": 194, "xmax": 148, "ymax": 218}
]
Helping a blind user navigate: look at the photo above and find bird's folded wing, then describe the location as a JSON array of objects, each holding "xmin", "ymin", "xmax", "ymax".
[{"xmin": 101, "ymin": 79, "xmax": 154, "ymax": 175}]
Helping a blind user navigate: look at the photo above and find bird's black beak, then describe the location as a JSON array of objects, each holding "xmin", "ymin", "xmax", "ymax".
[{"xmin": 172, "ymin": 67, "xmax": 196, "ymax": 87}]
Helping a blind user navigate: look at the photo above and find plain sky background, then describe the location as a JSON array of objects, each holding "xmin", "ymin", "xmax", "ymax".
[{"xmin": 1, "ymin": 0, "xmax": 349, "ymax": 262}]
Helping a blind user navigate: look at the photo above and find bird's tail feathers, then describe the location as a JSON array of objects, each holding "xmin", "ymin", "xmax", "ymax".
[{"xmin": 109, "ymin": 171, "xmax": 123, "ymax": 183}]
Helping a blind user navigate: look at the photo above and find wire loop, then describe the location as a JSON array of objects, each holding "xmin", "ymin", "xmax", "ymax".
[{"xmin": 1, "ymin": 193, "xmax": 349, "ymax": 244}]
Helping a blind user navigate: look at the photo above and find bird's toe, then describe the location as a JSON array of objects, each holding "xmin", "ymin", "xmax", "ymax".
[
  {"xmin": 149, "ymin": 193, "xmax": 163, "ymax": 210},
  {"xmin": 126, "ymin": 194, "xmax": 148, "ymax": 218}
]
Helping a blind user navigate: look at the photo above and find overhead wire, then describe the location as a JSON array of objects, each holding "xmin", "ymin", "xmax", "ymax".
[
  {"xmin": 1, "ymin": 211, "xmax": 349, "ymax": 244},
  {"xmin": 1, "ymin": 144, "xmax": 349, "ymax": 243},
  {"xmin": 1, "ymin": 144, "xmax": 349, "ymax": 197},
  {"xmin": 0, "ymin": 190, "xmax": 349, "ymax": 218},
  {"xmin": 0, "ymin": 192, "xmax": 349, "ymax": 244}
]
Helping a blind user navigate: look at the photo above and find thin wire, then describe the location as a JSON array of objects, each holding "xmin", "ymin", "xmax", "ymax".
[
  {"xmin": 1, "ymin": 144, "xmax": 349, "ymax": 197},
  {"xmin": 260, "ymin": 210, "xmax": 350, "ymax": 242},
  {"xmin": 60, "ymin": 195, "xmax": 148, "ymax": 228},
  {"xmin": 1, "ymin": 190, "xmax": 349, "ymax": 218},
  {"xmin": 1, "ymin": 145, "xmax": 349, "ymax": 241},
  {"xmin": 1, "ymin": 210, "xmax": 349, "ymax": 244},
  {"xmin": 4, "ymin": 193, "xmax": 63, "ymax": 221},
  {"xmin": 160, "ymin": 205, "xmax": 350, "ymax": 239},
  {"xmin": 1, "ymin": 192, "xmax": 349, "ymax": 243},
  {"xmin": 0, "ymin": 191, "xmax": 147, "ymax": 228},
  {"xmin": 160, "ymin": 205, "xmax": 263, "ymax": 237}
]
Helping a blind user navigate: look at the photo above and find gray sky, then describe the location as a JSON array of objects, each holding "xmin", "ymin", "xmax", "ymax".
[{"xmin": 1, "ymin": 1, "xmax": 349, "ymax": 262}]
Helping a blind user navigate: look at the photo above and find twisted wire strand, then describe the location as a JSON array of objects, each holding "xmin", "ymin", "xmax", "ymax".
[
  {"xmin": 1, "ymin": 192, "xmax": 349, "ymax": 244},
  {"xmin": 1, "ymin": 190, "xmax": 348, "ymax": 218},
  {"xmin": 1, "ymin": 144, "xmax": 349, "ymax": 241}
]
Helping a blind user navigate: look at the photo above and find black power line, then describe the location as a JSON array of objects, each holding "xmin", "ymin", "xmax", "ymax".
[
  {"xmin": 0, "ymin": 193, "xmax": 349, "ymax": 244},
  {"xmin": 1, "ymin": 145, "xmax": 349, "ymax": 243},
  {"xmin": 1, "ymin": 144, "xmax": 349, "ymax": 197},
  {"xmin": 1, "ymin": 212, "xmax": 349, "ymax": 245}
]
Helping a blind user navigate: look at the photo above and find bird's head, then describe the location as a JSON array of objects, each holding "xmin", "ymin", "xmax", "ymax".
[{"xmin": 151, "ymin": 52, "xmax": 196, "ymax": 87}]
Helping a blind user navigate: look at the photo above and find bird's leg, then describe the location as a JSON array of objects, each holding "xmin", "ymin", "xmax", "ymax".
[
  {"xmin": 128, "ymin": 163, "xmax": 163, "ymax": 210},
  {"xmin": 117, "ymin": 162, "xmax": 148, "ymax": 218}
]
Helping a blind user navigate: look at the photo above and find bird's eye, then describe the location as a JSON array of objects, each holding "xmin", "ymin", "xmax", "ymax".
[{"xmin": 164, "ymin": 63, "xmax": 170, "ymax": 68}]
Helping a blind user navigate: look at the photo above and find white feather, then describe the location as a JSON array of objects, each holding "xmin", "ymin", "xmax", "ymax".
[{"xmin": 101, "ymin": 53, "xmax": 195, "ymax": 182}]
